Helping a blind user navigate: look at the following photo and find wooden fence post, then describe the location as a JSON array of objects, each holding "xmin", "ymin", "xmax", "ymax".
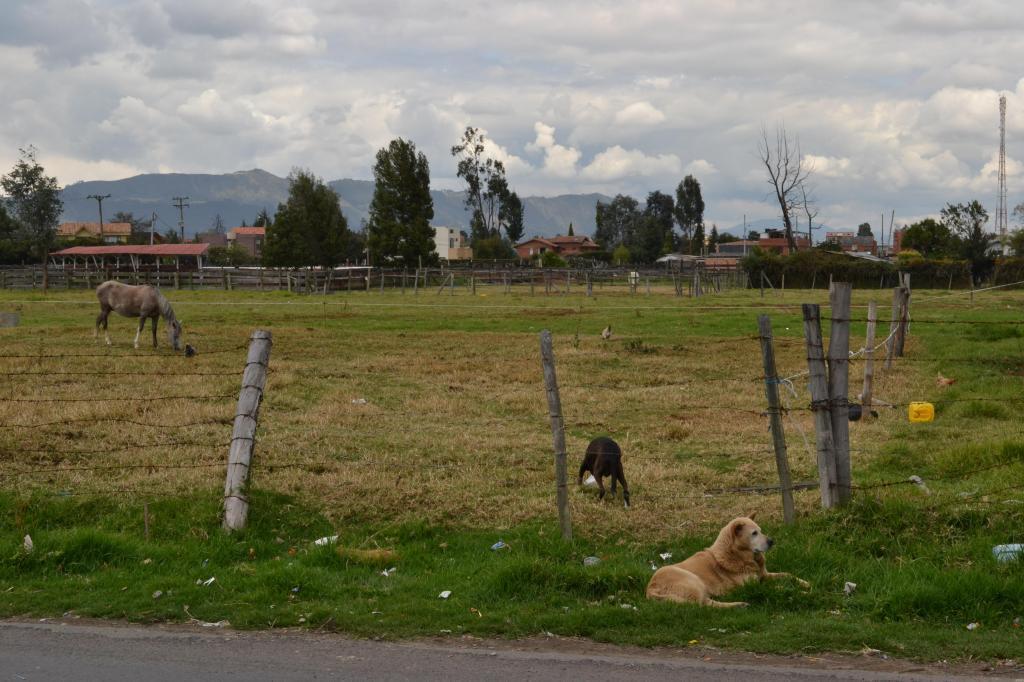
[
  {"xmin": 827, "ymin": 283, "xmax": 852, "ymax": 505},
  {"xmin": 758, "ymin": 315, "xmax": 796, "ymax": 524},
  {"xmin": 861, "ymin": 300, "xmax": 877, "ymax": 417},
  {"xmin": 896, "ymin": 285, "xmax": 910, "ymax": 357},
  {"xmin": 380, "ymin": 268, "xmax": 385, "ymax": 294},
  {"xmin": 223, "ymin": 330, "xmax": 273, "ymax": 531},
  {"xmin": 802, "ymin": 303, "xmax": 838, "ymax": 508},
  {"xmin": 539, "ymin": 330, "xmax": 572, "ymax": 541}
]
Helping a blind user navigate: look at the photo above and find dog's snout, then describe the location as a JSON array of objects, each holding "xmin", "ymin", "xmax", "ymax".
[{"xmin": 766, "ymin": 537, "xmax": 774, "ymax": 549}]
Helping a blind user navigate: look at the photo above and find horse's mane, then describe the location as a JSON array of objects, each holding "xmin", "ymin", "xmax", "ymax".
[{"xmin": 156, "ymin": 289, "xmax": 177, "ymax": 324}]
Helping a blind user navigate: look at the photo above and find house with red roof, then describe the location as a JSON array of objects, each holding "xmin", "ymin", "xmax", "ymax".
[
  {"xmin": 514, "ymin": 234, "xmax": 600, "ymax": 260},
  {"xmin": 227, "ymin": 226, "xmax": 265, "ymax": 259}
]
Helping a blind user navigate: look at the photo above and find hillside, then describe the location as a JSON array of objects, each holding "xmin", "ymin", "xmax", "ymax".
[{"xmin": 60, "ymin": 169, "xmax": 611, "ymax": 239}]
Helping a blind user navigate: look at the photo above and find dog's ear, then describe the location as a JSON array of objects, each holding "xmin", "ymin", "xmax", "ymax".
[
  {"xmin": 733, "ymin": 520, "xmax": 745, "ymax": 536},
  {"xmin": 749, "ymin": 512, "xmax": 757, "ymax": 521}
]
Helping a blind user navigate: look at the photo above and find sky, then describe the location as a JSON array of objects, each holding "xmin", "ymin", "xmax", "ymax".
[{"xmin": 1, "ymin": 0, "xmax": 1023, "ymax": 232}]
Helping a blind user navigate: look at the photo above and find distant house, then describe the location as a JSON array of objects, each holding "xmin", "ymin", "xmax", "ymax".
[
  {"xmin": 514, "ymin": 234, "xmax": 600, "ymax": 259},
  {"xmin": 58, "ymin": 222, "xmax": 131, "ymax": 244},
  {"xmin": 195, "ymin": 231, "xmax": 229, "ymax": 248},
  {"xmin": 825, "ymin": 231, "xmax": 878, "ymax": 256},
  {"xmin": 434, "ymin": 226, "xmax": 473, "ymax": 260},
  {"xmin": 227, "ymin": 226, "xmax": 265, "ymax": 259},
  {"xmin": 714, "ymin": 231, "xmax": 809, "ymax": 258}
]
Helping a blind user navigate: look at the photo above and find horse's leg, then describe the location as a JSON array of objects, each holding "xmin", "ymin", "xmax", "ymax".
[
  {"xmin": 151, "ymin": 315, "xmax": 158, "ymax": 348},
  {"xmin": 134, "ymin": 316, "xmax": 145, "ymax": 349},
  {"xmin": 102, "ymin": 309, "xmax": 112, "ymax": 345}
]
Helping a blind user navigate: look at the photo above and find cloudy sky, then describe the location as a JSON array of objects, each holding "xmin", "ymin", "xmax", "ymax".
[{"xmin": 2, "ymin": 0, "xmax": 1022, "ymax": 231}]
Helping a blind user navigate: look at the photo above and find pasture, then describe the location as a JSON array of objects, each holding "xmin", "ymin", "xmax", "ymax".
[{"xmin": 1, "ymin": 283, "xmax": 1023, "ymax": 661}]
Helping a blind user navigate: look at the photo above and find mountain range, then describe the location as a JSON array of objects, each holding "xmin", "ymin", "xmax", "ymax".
[{"xmin": 59, "ymin": 169, "xmax": 612, "ymax": 240}]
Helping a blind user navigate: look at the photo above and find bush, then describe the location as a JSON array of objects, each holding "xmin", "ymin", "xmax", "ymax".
[
  {"xmin": 540, "ymin": 251, "xmax": 567, "ymax": 268},
  {"xmin": 473, "ymin": 235, "xmax": 516, "ymax": 261},
  {"xmin": 740, "ymin": 248, "xmax": 973, "ymax": 289},
  {"xmin": 207, "ymin": 245, "xmax": 256, "ymax": 266}
]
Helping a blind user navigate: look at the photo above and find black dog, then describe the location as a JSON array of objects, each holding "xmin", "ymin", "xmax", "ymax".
[{"xmin": 578, "ymin": 436, "xmax": 630, "ymax": 507}]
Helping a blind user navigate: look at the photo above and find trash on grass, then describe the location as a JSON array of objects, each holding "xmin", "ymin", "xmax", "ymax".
[
  {"xmin": 993, "ymin": 544, "xmax": 1023, "ymax": 563},
  {"xmin": 967, "ymin": 622, "xmax": 981, "ymax": 631},
  {"xmin": 649, "ymin": 562, "xmax": 658, "ymax": 571},
  {"xmin": 438, "ymin": 590, "xmax": 452, "ymax": 599},
  {"xmin": 314, "ymin": 535, "xmax": 339, "ymax": 546},
  {"xmin": 659, "ymin": 552, "xmax": 672, "ymax": 561},
  {"xmin": 583, "ymin": 556, "xmax": 601, "ymax": 567},
  {"xmin": 197, "ymin": 577, "xmax": 216, "ymax": 587},
  {"xmin": 470, "ymin": 607, "xmax": 482, "ymax": 618},
  {"xmin": 843, "ymin": 581, "xmax": 857, "ymax": 595},
  {"xmin": 909, "ymin": 475, "xmax": 930, "ymax": 495},
  {"xmin": 152, "ymin": 590, "xmax": 163, "ymax": 600},
  {"xmin": 351, "ymin": 398, "xmax": 368, "ymax": 405},
  {"xmin": 381, "ymin": 567, "xmax": 396, "ymax": 577},
  {"xmin": 490, "ymin": 540, "xmax": 508, "ymax": 551},
  {"xmin": 583, "ymin": 474, "xmax": 598, "ymax": 488},
  {"xmin": 22, "ymin": 535, "xmax": 33, "ymax": 553},
  {"xmin": 620, "ymin": 603, "xmax": 638, "ymax": 611}
]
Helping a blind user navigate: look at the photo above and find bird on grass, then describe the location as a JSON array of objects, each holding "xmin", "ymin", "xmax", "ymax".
[
  {"xmin": 936, "ymin": 373, "xmax": 956, "ymax": 387},
  {"xmin": 601, "ymin": 325, "xmax": 612, "ymax": 340}
]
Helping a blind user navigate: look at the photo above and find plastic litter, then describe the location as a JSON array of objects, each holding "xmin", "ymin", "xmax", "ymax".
[
  {"xmin": 314, "ymin": 535, "xmax": 339, "ymax": 546},
  {"xmin": 649, "ymin": 562, "xmax": 658, "ymax": 571},
  {"xmin": 351, "ymin": 398, "xmax": 368, "ymax": 405},
  {"xmin": 967, "ymin": 622, "xmax": 980, "ymax": 631},
  {"xmin": 197, "ymin": 577, "xmax": 216, "ymax": 587},
  {"xmin": 659, "ymin": 552, "xmax": 672, "ymax": 561},
  {"xmin": 993, "ymin": 544, "xmax": 1023, "ymax": 563},
  {"xmin": 22, "ymin": 535, "xmax": 33, "ymax": 554},
  {"xmin": 438, "ymin": 590, "xmax": 452, "ymax": 599},
  {"xmin": 619, "ymin": 603, "xmax": 638, "ymax": 610},
  {"xmin": 583, "ymin": 556, "xmax": 601, "ymax": 566},
  {"xmin": 152, "ymin": 590, "xmax": 163, "ymax": 600},
  {"xmin": 908, "ymin": 475, "xmax": 931, "ymax": 495},
  {"xmin": 908, "ymin": 402, "xmax": 935, "ymax": 423},
  {"xmin": 381, "ymin": 567, "xmax": 396, "ymax": 577},
  {"xmin": 583, "ymin": 474, "xmax": 598, "ymax": 488},
  {"xmin": 843, "ymin": 581, "xmax": 857, "ymax": 595},
  {"xmin": 490, "ymin": 540, "xmax": 508, "ymax": 551}
]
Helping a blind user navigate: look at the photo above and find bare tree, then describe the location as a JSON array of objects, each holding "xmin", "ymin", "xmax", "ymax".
[
  {"xmin": 758, "ymin": 125, "xmax": 813, "ymax": 251},
  {"xmin": 800, "ymin": 183, "xmax": 819, "ymax": 245}
]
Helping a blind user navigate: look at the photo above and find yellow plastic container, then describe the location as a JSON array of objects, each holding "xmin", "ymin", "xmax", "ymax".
[{"xmin": 908, "ymin": 402, "xmax": 935, "ymax": 423}]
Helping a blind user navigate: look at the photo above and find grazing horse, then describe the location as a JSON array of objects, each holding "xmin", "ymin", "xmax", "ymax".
[{"xmin": 95, "ymin": 281, "xmax": 183, "ymax": 351}]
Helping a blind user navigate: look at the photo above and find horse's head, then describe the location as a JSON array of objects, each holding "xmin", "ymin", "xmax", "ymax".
[{"xmin": 168, "ymin": 319, "xmax": 183, "ymax": 352}]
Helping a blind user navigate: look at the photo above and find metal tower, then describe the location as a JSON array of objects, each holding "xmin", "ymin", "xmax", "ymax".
[{"xmin": 996, "ymin": 94, "xmax": 1008, "ymax": 238}]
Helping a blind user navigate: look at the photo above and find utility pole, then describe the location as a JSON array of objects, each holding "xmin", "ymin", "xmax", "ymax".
[
  {"xmin": 150, "ymin": 212, "xmax": 157, "ymax": 246},
  {"xmin": 996, "ymin": 95, "xmax": 1008, "ymax": 250},
  {"xmin": 172, "ymin": 196, "xmax": 190, "ymax": 242},
  {"xmin": 87, "ymin": 193, "xmax": 111, "ymax": 241}
]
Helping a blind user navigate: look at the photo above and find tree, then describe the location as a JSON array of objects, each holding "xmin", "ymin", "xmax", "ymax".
[
  {"xmin": 207, "ymin": 244, "xmax": 255, "ymax": 266},
  {"xmin": 633, "ymin": 191, "xmax": 676, "ymax": 262},
  {"xmin": 450, "ymin": 127, "xmax": 521, "ymax": 245},
  {"xmin": 567, "ymin": 222, "xmax": 574, "ymax": 237},
  {"xmin": 758, "ymin": 125, "xmax": 812, "ymax": 252},
  {"xmin": 110, "ymin": 211, "xmax": 154, "ymax": 245},
  {"xmin": 799, "ymin": 183, "xmax": 819, "ymax": 245},
  {"xmin": 500, "ymin": 191, "xmax": 524, "ymax": 245},
  {"xmin": 748, "ymin": 230, "xmax": 761, "ymax": 241},
  {"xmin": 253, "ymin": 208, "xmax": 272, "ymax": 228},
  {"xmin": 708, "ymin": 225, "xmax": 720, "ymax": 253},
  {"xmin": 674, "ymin": 175, "xmax": 704, "ymax": 247},
  {"xmin": 1008, "ymin": 229, "xmax": 1024, "ymax": 256},
  {"xmin": 1, "ymin": 146, "xmax": 63, "ymax": 263},
  {"xmin": 941, "ymin": 200, "xmax": 993, "ymax": 283},
  {"xmin": 263, "ymin": 169, "xmax": 352, "ymax": 267},
  {"xmin": 691, "ymin": 223, "xmax": 706, "ymax": 255},
  {"xmin": 612, "ymin": 243, "xmax": 631, "ymax": 265},
  {"xmin": 900, "ymin": 218, "xmax": 952, "ymax": 257},
  {"xmin": 857, "ymin": 222, "xmax": 873, "ymax": 237},
  {"xmin": 594, "ymin": 195, "xmax": 640, "ymax": 249},
  {"xmin": 366, "ymin": 138, "xmax": 437, "ymax": 266}
]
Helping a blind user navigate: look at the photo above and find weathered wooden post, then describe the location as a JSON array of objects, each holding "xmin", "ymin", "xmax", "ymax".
[
  {"xmin": 896, "ymin": 283, "xmax": 910, "ymax": 357},
  {"xmin": 380, "ymin": 268, "xmax": 385, "ymax": 294},
  {"xmin": 758, "ymin": 314, "xmax": 796, "ymax": 524},
  {"xmin": 586, "ymin": 272, "xmax": 592, "ymax": 297},
  {"xmin": 803, "ymin": 303, "xmax": 838, "ymax": 509},
  {"xmin": 223, "ymin": 330, "xmax": 272, "ymax": 531},
  {"xmin": 827, "ymin": 283, "xmax": 852, "ymax": 504},
  {"xmin": 861, "ymin": 300, "xmax": 877, "ymax": 417},
  {"xmin": 539, "ymin": 330, "xmax": 572, "ymax": 541}
]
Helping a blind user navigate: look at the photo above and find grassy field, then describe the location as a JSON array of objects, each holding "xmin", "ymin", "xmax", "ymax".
[{"xmin": 1, "ymin": 283, "xmax": 1022, "ymax": 660}]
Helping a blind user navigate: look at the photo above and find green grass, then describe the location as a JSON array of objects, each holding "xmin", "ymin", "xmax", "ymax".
[{"xmin": 2, "ymin": 285, "xmax": 1024, "ymax": 660}]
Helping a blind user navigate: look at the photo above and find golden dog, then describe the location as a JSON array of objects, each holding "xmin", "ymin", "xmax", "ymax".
[{"xmin": 645, "ymin": 515, "xmax": 809, "ymax": 608}]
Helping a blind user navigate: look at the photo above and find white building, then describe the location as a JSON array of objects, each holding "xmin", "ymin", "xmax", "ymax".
[{"xmin": 433, "ymin": 226, "xmax": 473, "ymax": 260}]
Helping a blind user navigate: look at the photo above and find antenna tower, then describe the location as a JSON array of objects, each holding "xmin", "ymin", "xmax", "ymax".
[{"xmin": 996, "ymin": 95, "xmax": 1008, "ymax": 238}]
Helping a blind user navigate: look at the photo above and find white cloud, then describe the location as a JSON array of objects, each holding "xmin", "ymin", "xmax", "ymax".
[
  {"xmin": 684, "ymin": 159, "xmax": 717, "ymax": 175},
  {"xmin": 804, "ymin": 154, "xmax": 855, "ymax": 179},
  {"xmin": 527, "ymin": 122, "xmax": 580, "ymax": 178},
  {"xmin": 614, "ymin": 101, "xmax": 666, "ymax": 126},
  {"xmin": 581, "ymin": 146, "xmax": 681, "ymax": 181}
]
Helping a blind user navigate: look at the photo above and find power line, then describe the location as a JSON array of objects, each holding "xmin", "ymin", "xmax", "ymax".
[{"xmin": 172, "ymin": 196, "xmax": 190, "ymax": 241}]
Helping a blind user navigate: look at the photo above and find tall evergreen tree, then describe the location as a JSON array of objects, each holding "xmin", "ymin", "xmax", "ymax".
[
  {"xmin": 708, "ymin": 224, "xmax": 719, "ymax": 253},
  {"xmin": 366, "ymin": 138, "xmax": 437, "ymax": 266},
  {"xmin": 567, "ymin": 222, "xmax": 575, "ymax": 237},
  {"xmin": 263, "ymin": 169, "xmax": 351, "ymax": 267},
  {"xmin": 500, "ymin": 191, "xmax": 524, "ymax": 245},
  {"xmin": 1, "ymin": 146, "xmax": 62, "ymax": 264},
  {"xmin": 691, "ymin": 223, "xmax": 706, "ymax": 255},
  {"xmin": 674, "ymin": 175, "xmax": 704, "ymax": 249}
]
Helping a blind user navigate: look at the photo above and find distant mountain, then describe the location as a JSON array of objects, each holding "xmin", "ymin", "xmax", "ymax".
[{"xmin": 60, "ymin": 169, "xmax": 611, "ymax": 240}]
